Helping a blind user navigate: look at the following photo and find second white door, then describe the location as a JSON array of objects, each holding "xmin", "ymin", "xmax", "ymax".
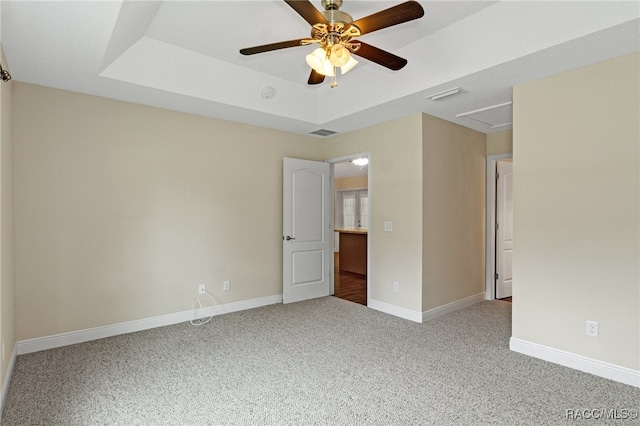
[{"xmin": 496, "ymin": 160, "xmax": 513, "ymax": 299}]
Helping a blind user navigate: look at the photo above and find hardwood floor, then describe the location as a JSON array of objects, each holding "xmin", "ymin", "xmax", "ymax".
[{"xmin": 334, "ymin": 269, "xmax": 367, "ymax": 305}]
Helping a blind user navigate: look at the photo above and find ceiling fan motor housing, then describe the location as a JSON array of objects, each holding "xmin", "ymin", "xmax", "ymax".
[
  {"xmin": 321, "ymin": 0, "xmax": 353, "ymax": 28},
  {"xmin": 321, "ymin": 0, "xmax": 342, "ymax": 10},
  {"xmin": 315, "ymin": 0, "xmax": 359, "ymax": 49}
]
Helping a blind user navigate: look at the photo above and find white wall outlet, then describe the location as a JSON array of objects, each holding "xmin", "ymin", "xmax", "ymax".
[
  {"xmin": 384, "ymin": 221, "xmax": 393, "ymax": 232},
  {"xmin": 393, "ymin": 281, "xmax": 399, "ymax": 293},
  {"xmin": 223, "ymin": 280, "xmax": 230, "ymax": 292},
  {"xmin": 198, "ymin": 284, "xmax": 206, "ymax": 295},
  {"xmin": 586, "ymin": 320, "xmax": 599, "ymax": 337}
]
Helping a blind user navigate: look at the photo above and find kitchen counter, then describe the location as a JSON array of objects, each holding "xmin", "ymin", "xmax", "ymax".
[
  {"xmin": 335, "ymin": 229, "xmax": 367, "ymax": 275},
  {"xmin": 335, "ymin": 228, "xmax": 368, "ymax": 235}
]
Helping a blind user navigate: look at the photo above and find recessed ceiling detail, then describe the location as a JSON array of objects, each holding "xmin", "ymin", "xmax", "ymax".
[{"xmin": 2, "ymin": 1, "xmax": 638, "ymax": 136}]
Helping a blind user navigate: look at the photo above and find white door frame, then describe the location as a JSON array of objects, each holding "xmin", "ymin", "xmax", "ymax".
[
  {"xmin": 327, "ymin": 151, "xmax": 371, "ymax": 305},
  {"xmin": 485, "ymin": 153, "xmax": 513, "ymax": 300}
]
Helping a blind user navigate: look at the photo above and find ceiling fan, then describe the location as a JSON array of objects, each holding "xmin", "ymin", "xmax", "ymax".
[{"xmin": 239, "ymin": 0, "xmax": 424, "ymax": 88}]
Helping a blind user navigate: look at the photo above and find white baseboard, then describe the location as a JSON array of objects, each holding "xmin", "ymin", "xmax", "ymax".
[
  {"xmin": 16, "ymin": 294, "xmax": 283, "ymax": 355},
  {"xmin": 510, "ymin": 337, "xmax": 640, "ymax": 388},
  {"xmin": 1, "ymin": 344, "xmax": 17, "ymax": 415},
  {"xmin": 422, "ymin": 292, "xmax": 486, "ymax": 322},
  {"xmin": 368, "ymin": 299, "xmax": 423, "ymax": 323}
]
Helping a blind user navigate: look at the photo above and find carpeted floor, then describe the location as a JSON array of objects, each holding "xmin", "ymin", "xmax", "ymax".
[{"xmin": 2, "ymin": 297, "xmax": 638, "ymax": 425}]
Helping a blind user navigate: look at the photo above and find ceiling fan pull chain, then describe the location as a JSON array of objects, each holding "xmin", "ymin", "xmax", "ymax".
[{"xmin": 331, "ymin": 67, "xmax": 338, "ymax": 88}]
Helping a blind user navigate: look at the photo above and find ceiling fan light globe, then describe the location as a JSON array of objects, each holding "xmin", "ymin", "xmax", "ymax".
[
  {"xmin": 320, "ymin": 61, "xmax": 335, "ymax": 77},
  {"xmin": 340, "ymin": 56, "xmax": 358, "ymax": 75},
  {"xmin": 330, "ymin": 44, "xmax": 350, "ymax": 67},
  {"xmin": 306, "ymin": 48, "xmax": 326, "ymax": 73}
]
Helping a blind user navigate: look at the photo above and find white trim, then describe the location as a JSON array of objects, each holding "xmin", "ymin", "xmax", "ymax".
[
  {"xmin": 486, "ymin": 153, "xmax": 513, "ymax": 300},
  {"xmin": 422, "ymin": 292, "xmax": 486, "ymax": 322},
  {"xmin": 16, "ymin": 294, "xmax": 283, "ymax": 355},
  {"xmin": 368, "ymin": 298, "xmax": 423, "ymax": 323},
  {"xmin": 1, "ymin": 344, "xmax": 17, "ymax": 414},
  {"xmin": 510, "ymin": 337, "xmax": 640, "ymax": 388}
]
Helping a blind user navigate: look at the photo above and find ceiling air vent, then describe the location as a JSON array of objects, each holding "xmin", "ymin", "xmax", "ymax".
[{"xmin": 309, "ymin": 129, "xmax": 337, "ymax": 137}]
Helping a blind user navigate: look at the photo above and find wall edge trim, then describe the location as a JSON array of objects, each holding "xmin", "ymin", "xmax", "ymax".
[
  {"xmin": 368, "ymin": 299, "xmax": 423, "ymax": 323},
  {"xmin": 422, "ymin": 292, "xmax": 486, "ymax": 322},
  {"xmin": 510, "ymin": 337, "xmax": 640, "ymax": 388},
  {"xmin": 16, "ymin": 294, "xmax": 283, "ymax": 355}
]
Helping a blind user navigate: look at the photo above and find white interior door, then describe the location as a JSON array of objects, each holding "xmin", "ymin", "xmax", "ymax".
[
  {"xmin": 283, "ymin": 158, "xmax": 332, "ymax": 304},
  {"xmin": 496, "ymin": 160, "xmax": 513, "ymax": 299}
]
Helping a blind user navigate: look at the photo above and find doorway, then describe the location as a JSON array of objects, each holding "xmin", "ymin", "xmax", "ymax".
[
  {"xmin": 486, "ymin": 154, "xmax": 513, "ymax": 301},
  {"xmin": 330, "ymin": 154, "xmax": 370, "ymax": 306}
]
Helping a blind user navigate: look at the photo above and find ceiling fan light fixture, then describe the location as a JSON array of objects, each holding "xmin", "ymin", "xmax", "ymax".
[
  {"xmin": 306, "ymin": 47, "xmax": 326, "ymax": 71},
  {"xmin": 320, "ymin": 60, "xmax": 336, "ymax": 77},
  {"xmin": 306, "ymin": 47, "xmax": 336, "ymax": 77},
  {"xmin": 240, "ymin": 0, "xmax": 425, "ymax": 87},
  {"xmin": 329, "ymin": 44, "xmax": 351, "ymax": 67},
  {"xmin": 340, "ymin": 56, "xmax": 358, "ymax": 75}
]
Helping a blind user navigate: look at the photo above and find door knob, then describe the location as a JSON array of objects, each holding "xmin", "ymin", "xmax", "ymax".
[{"xmin": 285, "ymin": 236, "xmax": 295, "ymax": 241}]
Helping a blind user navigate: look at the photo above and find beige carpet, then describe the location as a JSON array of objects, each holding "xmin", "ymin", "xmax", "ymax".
[{"xmin": 2, "ymin": 297, "xmax": 638, "ymax": 425}]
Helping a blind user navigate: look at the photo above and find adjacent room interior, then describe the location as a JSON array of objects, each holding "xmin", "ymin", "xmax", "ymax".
[{"xmin": 333, "ymin": 157, "xmax": 369, "ymax": 306}]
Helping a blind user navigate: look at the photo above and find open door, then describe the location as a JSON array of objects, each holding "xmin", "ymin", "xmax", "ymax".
[
  {"xmin": 496, "ymin": 160, "xmax": 513, "ymax": 299},
  {"xmin": 283, "ymin": 158, "xmax": 332, "ymax": 303}
]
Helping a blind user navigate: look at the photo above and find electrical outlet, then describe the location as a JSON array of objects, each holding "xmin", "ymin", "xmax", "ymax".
[
  {"xmin": 586, "ymin": 320, "xmax": 599, "ymax": 338},
  {"xmin": 198, "ymin": 284, "xmax": 206, "ymax": 295},
  {"xmin": 223, "ymin": 280, "xmax": 230, "ymax": 292},
  {"xmin": 393, "ymin": 281, "xmax": 399, "ymax": 293}
]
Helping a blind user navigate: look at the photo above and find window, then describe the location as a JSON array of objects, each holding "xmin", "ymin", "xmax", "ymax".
[{"xmin": 337, "ymin": 189, "xmax": 368, "ymax": 229}]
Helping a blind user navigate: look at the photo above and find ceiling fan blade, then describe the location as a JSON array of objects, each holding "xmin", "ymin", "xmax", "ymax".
[
  {"xmin": 308, "ymin": 69, "xmax": 325, "ymax": 85},
  {"xmin": 284, "ymin": 0, "xmax": 327, "ymax": 26},
  {"xmin": 350, "ymin": 1, "xmax": 424, "ymax": 36},
  {"xmin": 351, "ymin": 41, "xmax": 408, "ymax": 71},
  {"xmin": 240, "ymin": 39, "xmax": 307, "ymax": 55}
]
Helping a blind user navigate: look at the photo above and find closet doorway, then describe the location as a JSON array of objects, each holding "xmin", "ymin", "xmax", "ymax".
[{"xmin": 332, "ymin": 154, "xmax": 369, "ymax": 306}]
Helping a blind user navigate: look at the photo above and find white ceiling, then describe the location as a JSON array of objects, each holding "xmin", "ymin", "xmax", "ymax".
[
  {"xmin": 335, "ymin": 159, "xmax": 368, "ymax": 178},
  {"xmin": 2, "ymin": 1, "xmax": 638, "ymax": 137}
]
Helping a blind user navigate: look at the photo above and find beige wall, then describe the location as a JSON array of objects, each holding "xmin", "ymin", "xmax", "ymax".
[
  {"xmin": 13, "ymin": 83, "xmax": 323, "ymax": 340},
  {"xmin": 334, "ymin": 175, "xmax": 367, "ymax": 191},
  {"xmin": 422, "ymin": 114, "xmax": 486, "ymax": 310},
  {"xmin": 512, "ymin": 53, "xmax": 639, "ymax": 369},
  {"xmin": 324, "ymin": 115, "xmax": 424, "ymax": 311},
  {"xmin": 0, "ymin": 46, "xmax": 15, "ymax": 390},
  {"xmin": 487, "ymin": 130, "xmax": 513, "ymax": 155}
]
